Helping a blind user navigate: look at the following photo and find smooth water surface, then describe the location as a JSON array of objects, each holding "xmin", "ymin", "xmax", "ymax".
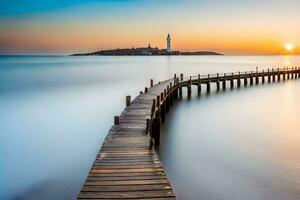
[{"xmin": 1, "ymin": 55, "xmax": 300, "ymax": 199}]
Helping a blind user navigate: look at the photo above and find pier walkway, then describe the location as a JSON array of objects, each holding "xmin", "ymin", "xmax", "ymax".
[
  {"xmin": 77, "ymin": 78, "xmax": 178, "ymax": 199},
  {"xmin": 78, "ymin": 67, "xmax": 300, "ymax": 199}
]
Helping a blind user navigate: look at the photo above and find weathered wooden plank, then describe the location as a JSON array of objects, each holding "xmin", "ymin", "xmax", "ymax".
[
  {"xmin": 81, "ymin": 184, "xmax": 172, "ymax": 192},
  {"xmin": 78, "ymin": 190, "xmax": 175, "ymax": 199},
  {"xmin": 86, "ymin": 175, "xmax": 167, "ymax": 181},
  {"xmin": 90, "ymin": 168, "xmax": 165, "ymax": 174}
]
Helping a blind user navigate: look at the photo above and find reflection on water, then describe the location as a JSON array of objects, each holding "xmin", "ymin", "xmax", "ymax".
[
  {"xmin": 1, "ymin": 55, "xmax": 300, "ymax": 199},
  {"xmin": 158, "ymin": 80, "xmax": 300, "ymax": 200}
]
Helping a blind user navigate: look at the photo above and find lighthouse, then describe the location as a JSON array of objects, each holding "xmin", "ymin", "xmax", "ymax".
[{"xmin": 166, "ymin": 33, "xmax": 171, "ymax": 53}]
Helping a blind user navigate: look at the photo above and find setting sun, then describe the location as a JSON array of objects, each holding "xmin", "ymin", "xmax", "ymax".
[{"xmin": 285, "ymin": 43, "xmax": 294, "ymax": 51}]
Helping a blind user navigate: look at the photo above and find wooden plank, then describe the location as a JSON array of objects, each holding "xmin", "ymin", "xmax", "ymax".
[
  {"xmin": 77, "ymin": 190, "xmax": 175, "ymax": 199},
  {"xmin": 81, "ymin": 184, "xmax": 172, "ymax": 192}
]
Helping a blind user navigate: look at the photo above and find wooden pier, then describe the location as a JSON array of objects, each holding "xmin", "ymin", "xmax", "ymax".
[{"xmin": 77, "ymin": 67, "xmax": 300, "ymax": 199}]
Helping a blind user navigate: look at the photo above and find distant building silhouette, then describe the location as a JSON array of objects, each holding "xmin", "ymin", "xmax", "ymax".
[{"xmin": 166, "ymin": 33, "xmax": 172, "ymax": 53}]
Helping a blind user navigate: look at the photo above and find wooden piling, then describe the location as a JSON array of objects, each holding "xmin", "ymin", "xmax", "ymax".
[
  {"xmin": 197, "ymin": 74, "xmax": 201, "ymax": 95},
  {"xmin": 268, "ymin": 68, "xmax": 271, "ymax": 83},
  {"xmin": 250, "ymin": 71, "xmax": 254, "ymax": 85},
  {"xmin": 237, "ymin": 72, "xmax": 241, "ymax": 88},
  {"xmin": 244, "ymin": 72, "xmax": 248, "ymax": 86},
  {"xmin": 126, "ymin": 95, "xmax": 131, "ymax": 106},
  {"xmin": 174, "ymin": 74, "xmax": 176, "ymax": 84},
  {"xmin": 160, "ymin": 93, "xmax": 165, "ymax": 123},
  {"xmin": 255, "ymin": 68, "xmax": 259, "ymax": 85},
  {"xmin": 262, "ymin": 70, "xmax": 265, "ymax": 84},
  {"xmin": 146, "ymin": 118, "xmax": 150, "ymax": 135},
  {"xmin": 150, "ymin": 79, "xmax": 153, "ymax": 87},
  {"xmin": 169, "ymin": 83, "xmax": 173, "ymax": 106},
  {"xmin": 216, "ymin": 73, "xmax": 220, "ymax": 91},
  {"xmin": 187, "ymin": 77, "xmax": 192, "ymax": 98},
  {"xmin": 180, "ymin": 73, "xmax": 184, "ymax": 81},
  {"xmin": 152, "ymin": 113, "xmax": 160, "ymax": 146},
  {"xmin": 179, "ymin": 86, "xmax": 182, "ymax": 98},
  {"xmin": 151, "ymin": 99, "xmax": 155, "ymax": 119},
  {"xmin": 222, "ymin": 73, "xmax": 226, "ymax": 90},
  {"xmin": 207, "ymin": 74, "xmax": 211, "ymax": 92},
  {"xmin": 277, "ymin": 68, "xmax": 280, "ymax": 81},
  {"xmin": 166, "ymin": 87, "xmax": 170, "ymax": 112},
  {"xmin": 114, "ymin": 116, "xmax": 119, "ymax": 125},
  {"xmin": 145, "ymin": 87, "xmax": 148, "ymax": 93},
  {"xmin": 272, "ymin": 68, "xmax": 275, "ymax": 82},
  {"xmin": 230, "ymin": 73, "xmax": 234, "ymax": 89}
]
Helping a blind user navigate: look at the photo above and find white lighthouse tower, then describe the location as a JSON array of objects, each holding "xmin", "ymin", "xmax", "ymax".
[{"xmin": 166, "ymin": 33, "xmax": 171, "ymax": 53}]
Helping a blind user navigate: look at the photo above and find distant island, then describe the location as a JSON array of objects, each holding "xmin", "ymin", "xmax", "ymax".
[{"xmin": 71, "ymin": 34, "xmax": 223, "ymax": 56}]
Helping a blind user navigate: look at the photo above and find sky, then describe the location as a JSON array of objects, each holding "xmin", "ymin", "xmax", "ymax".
[{"xmin": 0, "ymin": 0, "xmax": 300, "ymax": 55}]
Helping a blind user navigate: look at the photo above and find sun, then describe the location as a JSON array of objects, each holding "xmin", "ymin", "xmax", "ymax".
[{"xmin": 285, "ymin": 43, "xmax": 294, "ymax": 51}]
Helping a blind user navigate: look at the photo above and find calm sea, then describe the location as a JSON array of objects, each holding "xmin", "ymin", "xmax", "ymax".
[{"xmin": 0, "ymin": 55, "xmax": 299, "ymax": 200}]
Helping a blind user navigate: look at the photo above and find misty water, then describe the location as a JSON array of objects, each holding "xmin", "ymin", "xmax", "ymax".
[{"xmin": 0, "ymin": 55, "xmax": 300, "ymax": 200}]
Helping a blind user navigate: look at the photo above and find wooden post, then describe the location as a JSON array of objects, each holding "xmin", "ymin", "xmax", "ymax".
[
  {"xmin": 230, "ymin": 73, "xmax": 234, "ymax": 89},
  {"xmin": 146, "ymin": 118, "xmax": 150, "ymax": 135},
  {"xmin": 145, "ymin": 87, "xmax": 148, "ymax": 93},
  {"xmin": 140, "ymin": 91, "xmax": 143, "ymax": 95},
  {"xmin": 255, "ymin": 67, "xmax": 259, "ymax": 85},
  {"xmin": 180, "ymin": 73, "xmax": 184, "ymax": 81},
  {"xmin": 166, "ymin": 87, "xmax": 170, "ymax": 112},
  {"xmin": 277, "ymin": 68, "xmax": 280, "ymax": 81},
  {"xmin": 222, "ymin": 73, "xmax": 226, "ymax": 90},
  {"xmin": 126, "ymin": 95, "xmax": 131, "ymax": 106},
  {"xmin": 114, "ymin": 116, "xmax": 119, "ymax": 125},
  {"xmin": 197, "ymin": 74, "xmax": 201, "ymax": 95},
  {"xmin": 149, "ymin": 138, "xmax": 155, "ymax": 149},
  {"xmin": 292, "ymin": 67, "xmax": 295, "ymax": 79},
  {"xmin": 150, "ymin": 79, "xmax": 153, "ymax": 87},
  {"xmin": 175, "ymin": 84, "xmax": 179, "ymax": 99},
  {"xmin": 244, "ymin": 72, "xmax": 248, "ymax": 86},
  {"xmin": 188, "ymin": 77, "xmax": 192, "ymax": 98},
  {"xmin": 288, "ymin": 68, "xmax": 290, "ymax": 79},
  {"xmin": 174, "ymin": 74, "xmax": 176, "ymax": 85},
  {"xmin": 283, "ymin": 68, "xmax": 286, "ymax": 81},
  {"xmin": 207, "ymin": 74, "xmax": 211, "ymax": 92},
  {"xmin": 151, "ymin": 99, "xmax": 156, "ymax": 119},
  {"xmin": 272, "ymin": 68, "xmax": 275, "ymax": 82},
  {"xmin": 160, "ymin": 102, "xmax": 165, "ymax": 123},
  {"xmin": 216, "ymin": 73, "xmax": 220, "ymax": 91},
  {"xmin": 151, "ymin": 113, "xmax": 160, "ymax": 146},
  {"xmin": 156, "ymin": 95, "xmax": 160, "ymax": 108},
  {"xmin": 160, "ymin": 93, "xmax": 166, "ymax": 123},
  {"xmin": 250, "ymin": 71, "xmax": 254, "ymax": 85},
  {"xmin": 268, "ymin": 68, "xmax": 271, "ymax": 83},
  {"xmin": 262, "ymin": 70, "xmax": 265, "ymax": 84},
  {"xmin": 237, "ymin": 72, "xmax": 241, "ymax": 88},
  {"xmin": 160, "ymin": 92, "xmax": 164, "ymax": 102},
  {"xmin": 169, "ymin": 83, "xmax": 173, "ymax": 106},
  {"xmin": 179, "ymin": 86, "xmax": 182, "ymax": 98}
]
